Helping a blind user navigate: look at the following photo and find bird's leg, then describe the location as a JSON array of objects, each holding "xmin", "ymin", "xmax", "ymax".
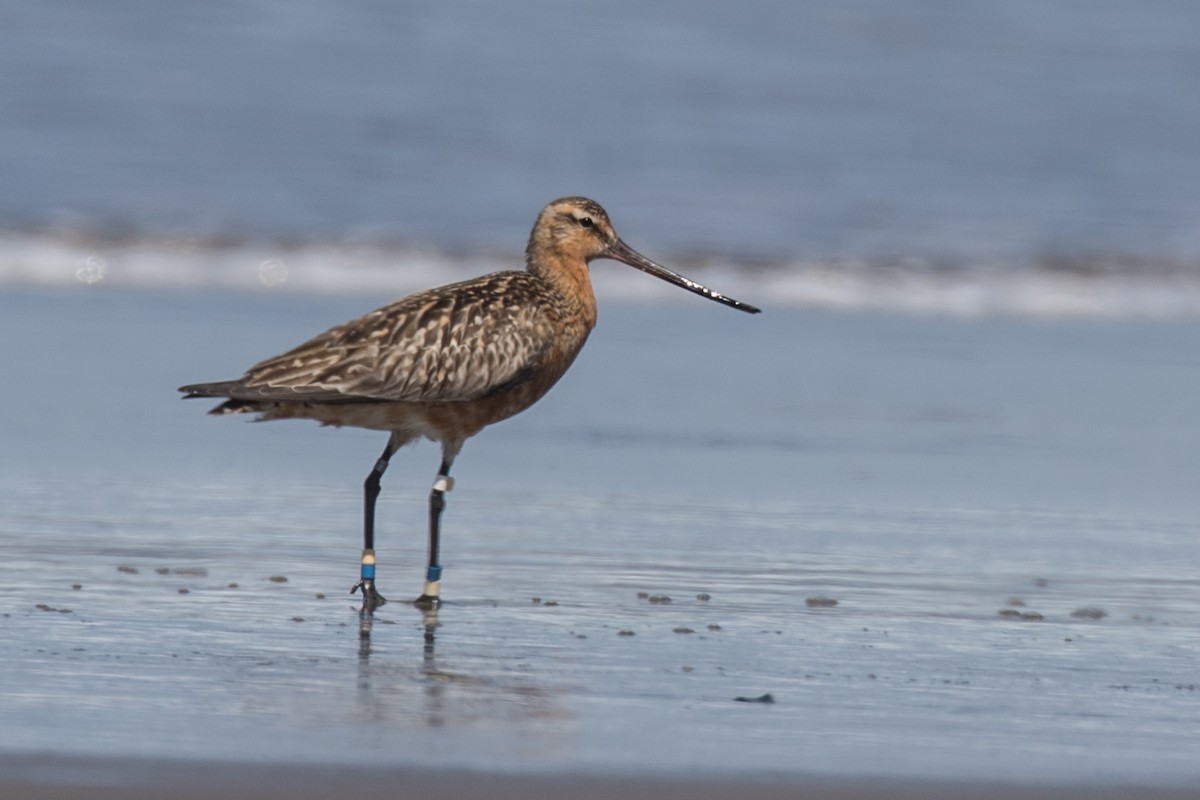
[
  {"xmin": 353, "ymin": 434, "xmax": 399, "ymax": 613},
  {"xmin": 415, "ymin": 452, "xmax": 455, "ymax": 609}
]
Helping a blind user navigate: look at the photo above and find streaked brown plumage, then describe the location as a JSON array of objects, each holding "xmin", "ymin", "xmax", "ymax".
[{"xmin": 180, "ymin": 197, "xmax": 759, "ymax": 612}]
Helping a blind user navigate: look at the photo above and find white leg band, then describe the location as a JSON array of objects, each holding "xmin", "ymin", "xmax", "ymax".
[{"xmin": 433, "ymin": 475, "xmax": 454, "ymax": 492}]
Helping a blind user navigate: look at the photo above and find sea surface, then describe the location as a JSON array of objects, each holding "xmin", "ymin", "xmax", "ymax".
[{"xmin": 2, "ymin": 1, "xmax": 1200, "ymax": 316}]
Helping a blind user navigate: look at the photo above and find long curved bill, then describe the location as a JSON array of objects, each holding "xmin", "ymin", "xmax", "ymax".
[{"xmin": 606, "ymin": 238, "xmax": 762, "ymax": 314}]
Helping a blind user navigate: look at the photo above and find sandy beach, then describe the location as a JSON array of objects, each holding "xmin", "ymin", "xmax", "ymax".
[{"xmin": 2, "ymin": 287, "xmax": 1198, "ymax": 798}]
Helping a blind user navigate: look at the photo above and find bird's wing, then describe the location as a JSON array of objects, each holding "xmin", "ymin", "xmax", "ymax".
[{"xmin": 222, "ymin": 272, "xmax": 559, "ymax": 404}]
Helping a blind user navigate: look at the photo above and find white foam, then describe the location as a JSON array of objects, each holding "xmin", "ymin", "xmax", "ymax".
[
  {"xmin": 4, "ymin": 232, "xmax": 1200, "ymax": 319},
  {"xmin": 752, "ymin": 258, "xmax": 1200, "ymax": 319}
]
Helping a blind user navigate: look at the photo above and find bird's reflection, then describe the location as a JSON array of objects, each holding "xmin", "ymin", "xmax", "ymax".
[
  {"xmin": 352, "ymin": 602, "xmax": 565, "ymax": 736},
  {"xmin": 357, "ymin": 606, "xmax": 440, "ymax": 663},
  {"xmin": 357, "ymin": 605, "xmax": 444, "ymax": 725}
]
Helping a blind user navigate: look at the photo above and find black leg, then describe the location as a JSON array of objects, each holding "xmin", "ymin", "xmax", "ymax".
[
  {"xmin": 415, "ymin": 451, "xmax": 455, "ymax": 608},
  {"xmin": 352, "ymin": 434, "xmax": 399, "ymax": 613}
]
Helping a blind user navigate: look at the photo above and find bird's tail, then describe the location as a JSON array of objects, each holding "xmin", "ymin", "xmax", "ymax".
[{"xmin": 178, "ymin": 381, "xmax": 258, "ymax": 416}]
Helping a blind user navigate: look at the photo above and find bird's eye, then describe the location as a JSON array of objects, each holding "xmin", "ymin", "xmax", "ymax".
[{"xmin": 578, "ymin": 216, "xmax": 594, "ymax": 229}]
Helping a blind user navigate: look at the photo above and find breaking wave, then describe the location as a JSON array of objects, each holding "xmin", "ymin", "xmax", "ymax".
[{"xmin": 3, "ymin": 230, "xmax": 1200, "ymax": 320}]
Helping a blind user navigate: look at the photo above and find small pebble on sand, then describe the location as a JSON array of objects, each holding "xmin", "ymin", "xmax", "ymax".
[{"xmin": 1071, "ymin": 607, "xmax": 1107, "ymax": 620}]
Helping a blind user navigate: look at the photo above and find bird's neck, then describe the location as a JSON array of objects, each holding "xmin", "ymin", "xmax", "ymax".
[{"xmin": 525, "ymin": 251, "xmax": 598, "ymax": 330}]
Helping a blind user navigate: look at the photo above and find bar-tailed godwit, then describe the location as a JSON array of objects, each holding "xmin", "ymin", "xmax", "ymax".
[{"xmin": 180, "ymin": 197, "xmax": 759, "ymax": 612}]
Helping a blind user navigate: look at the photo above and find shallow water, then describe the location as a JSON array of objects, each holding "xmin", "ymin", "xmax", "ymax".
[{"xmin": 1, "ymin": 287, "xmax": 1198, "ymax": 786}]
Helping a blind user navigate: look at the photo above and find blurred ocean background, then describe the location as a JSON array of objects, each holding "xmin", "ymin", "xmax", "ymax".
[{"xmin": 2, "ymin": 1, "xmax": 1199, "ymax": 315}]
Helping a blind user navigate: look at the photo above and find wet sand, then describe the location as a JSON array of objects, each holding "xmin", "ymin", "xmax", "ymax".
[{"xmin": 2, "ymin": 287, "xmax": 1199, "ymax": 795}]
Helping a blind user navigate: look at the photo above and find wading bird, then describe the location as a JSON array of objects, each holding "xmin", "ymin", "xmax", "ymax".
[{"xmin": 180, "ymin": 197, "xmax": 759, "ymax": 612}]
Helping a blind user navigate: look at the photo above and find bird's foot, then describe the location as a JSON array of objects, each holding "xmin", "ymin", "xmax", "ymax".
[
  {"xmin": 352, "ymin": 579, "xmax": 387, "ymax": 613},
  {"xmin": 413, "ymin": 593, "xmax": 441, "ymax": 610},
  {"xmin": 414, "ymin": 567, "xmax": 442, "ymax": 610}
]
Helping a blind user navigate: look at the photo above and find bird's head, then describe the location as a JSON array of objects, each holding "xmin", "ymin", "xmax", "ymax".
[{"xmin": 526, "ymin": 196, "xmax": 761, "ymax": 314}]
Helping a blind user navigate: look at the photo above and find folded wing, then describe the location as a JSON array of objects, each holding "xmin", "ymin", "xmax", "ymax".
[{"xmin": 181, "ymin": 272, "xmax": 557, "ymax": 405}]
